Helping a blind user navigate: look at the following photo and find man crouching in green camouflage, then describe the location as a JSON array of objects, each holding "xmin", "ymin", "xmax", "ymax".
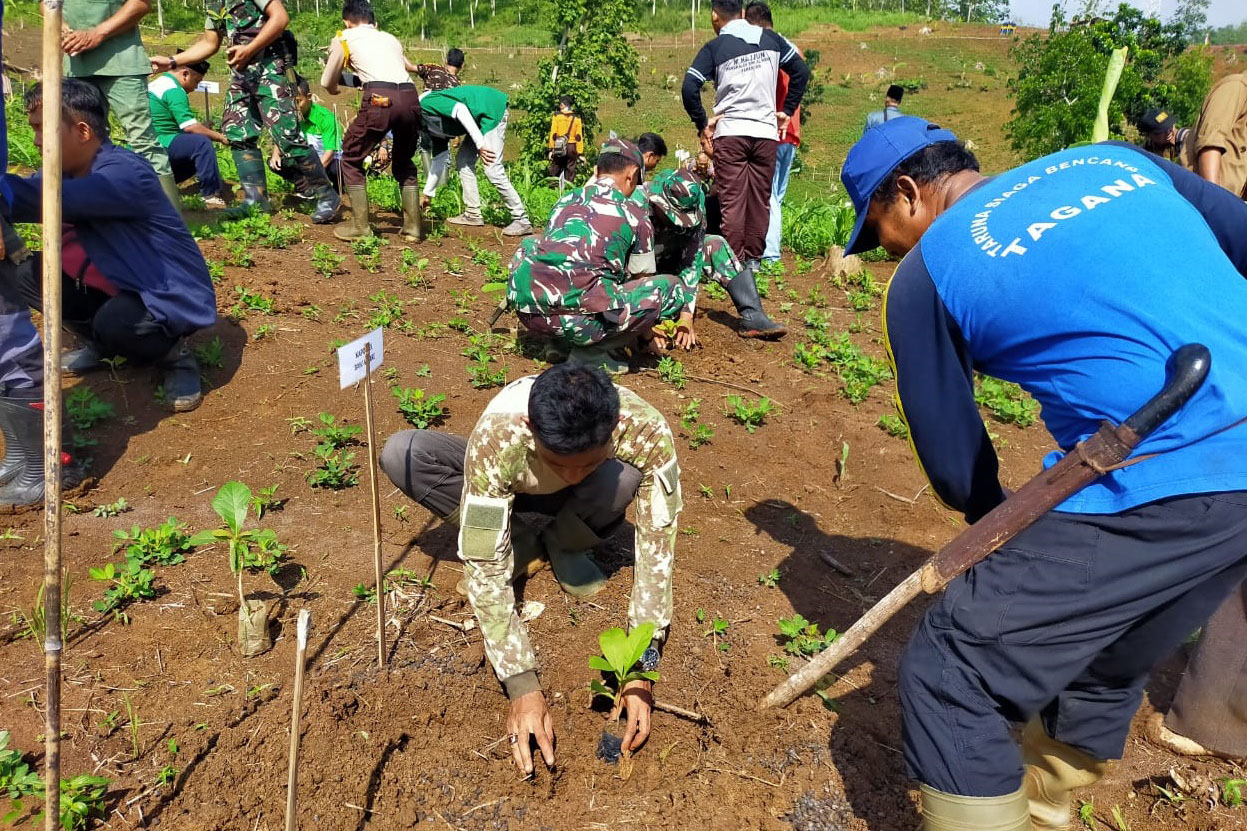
[
  {"xmin": 507, "ymin": 139, "xmax": 684, "ymax": 374},
  {"xmin": 647, "ymin": 167, "xmax": 786, "ymax": 348},
  {"xmin": 150, "ymin": 0, "xmax": 338, "ymax": 222},
  {"xmin": 380, "ymin": 363, "xmax": 681, "ymax": 775}
]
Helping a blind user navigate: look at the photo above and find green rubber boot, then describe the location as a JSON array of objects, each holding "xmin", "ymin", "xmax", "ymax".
[
  {"xmin": 1022, "ymin": 720, "xmax": 1108, "ymax": 830},
  {"xmin": 335, "ymin": 184, "xmax": 372, "ymax": 241},
  {"xmin": 400, "ymin": 186, "xmax": 424, "ymax": 242},
  {"xmin": 157, "ymin": 173, "xmax": 182, "ymax": 211},
  {"xmin": 541, "ymin": 509, "xmax": 607, "ymax": 597},
  {"xmin": 226, "ymin": 148, "xmax": 272, "ymax": 217},
  {"xmin": 919, "ymin": 784, "xmax": 1032, "ymax": 831}
]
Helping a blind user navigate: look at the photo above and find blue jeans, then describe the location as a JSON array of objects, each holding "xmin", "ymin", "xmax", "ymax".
[
  {"xmin": 764, "ymin": 142, "xmax": 795, "ymax": 261},
  {"xmin": 167, "ymin": 133, "xmax": 224, "ymax": 198}
]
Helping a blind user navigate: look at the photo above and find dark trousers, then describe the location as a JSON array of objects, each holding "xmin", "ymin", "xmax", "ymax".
[
  {"xmin": 379, "ymin": 430, "xmax": 642, "ymax": 535},
  {"xmin": 341, "ymin": 84, "xmax": 421, "ymax": 189},
  {"xmin": 899, "ymin": 492, "xmax": 1247, "ymax": 796},
  {"xmin": 278, "ymin": 157, "xmax": 341, "ymax": 192},
  {"xmin": 712, "ymin": 135, "xmax": 777, "ymax": 262},
  {"xmin": 13, "ymin": 255, "xmax": 177, "ymax": 364},
  {"xmin": 547, "ymin": 150, "xmax": 579, "ymax": 182},
  {"xmin": 166, "ymin": 133, "xmax": 224, "ymax": 197},
  {"xmin": 1167, "ymin": 579, "xmax": 1247, "ymax": 756}
]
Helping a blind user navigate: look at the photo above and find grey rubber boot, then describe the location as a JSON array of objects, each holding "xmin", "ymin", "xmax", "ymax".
[
  {"xmin": 157, "ymin": 173, "xmax": 182, "ymax": 211},
  {"xmin": 400, "ymin": 186, "xmax": 424, "ymax": 242},
  {"xmin": 290, "ymin": 153, "xmax": 341, "ymax": 224},
  {"xmin": 540, "ymin": 509, "xmax": 607, "ymax": 597},
  {"xmin": 0, "ymin": 388, "xmax": 37, "ymax": 486},
  {"xmin": 725, "ymin": 264, "xmax": 788, "ymax": 339},
  {"xmin": 334, "ymin": 184, "xmax": 371, "ymax": 241},
  {"xmin": 159, "ymin": 339, "xmax": 203, "ymax": 413},
  {"xmin": 0, "ymin": 393, "xmax": 82, "ymax": 507},
  {"xmin": 919, "ymin": 784, "xmax": 1031, "ymax": 831},
  {"xmin": 226, "ymin": 148, "xmax": 273, "ymax": 217},
  {"xmin": 61, "ymin": 342, "xmax": 105, "ymax": 376}
]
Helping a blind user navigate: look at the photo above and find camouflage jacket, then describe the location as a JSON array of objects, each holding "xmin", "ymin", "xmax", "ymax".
[
  {"xmin": 653, "ymin": 217, "xmax": 704, "ymax": 315},
  {"xmin": 205, "ymin": 0, "xmax": 272, "ymax": 44},
  {"xmin": 507, "ymin": 180, "xmax": 657, "ymax": 315},
  {"xmin": 459, "ymin": 376, "xmax": 682, "ymax": 697}
]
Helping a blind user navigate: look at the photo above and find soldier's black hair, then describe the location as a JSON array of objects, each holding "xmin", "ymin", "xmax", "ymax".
[
  {"xmin": 529, "ymin": 364, "xmax": 621, "ymax": 455},
  {"xmin": 446, "ymin": 48, "xmax": 465, "ymax": 68},
  {"xmin": 871, "ymin": 141, "xmax": 979, "ymax": 206},
  {"xmin": 175, "ymin": 49, "xmax": 211, "ymax": 77},
  {"xmin": 342, "ymin": 0, "xmax": 376, "ymax": 24},
  {"xmin": 712, "ymin": 0, "xmax": 744, "ymax": 18},
  {"xmin": 295, "ymin": 75, "xmax": 312, "ymax": 96},
  {"xmin": 744, "ymin": 1, "xmax": 772, "ymax": 25},
  {"xmin": 26, "ymin": 78, "xmax": 110, "ymax": 139},
  {"xmin": 637, "ymin": 132, "xmax": 667, "ymax": 158},
  {"xmin": 595, "ymin": 152, "xmax": 639, "ymax": 177}
]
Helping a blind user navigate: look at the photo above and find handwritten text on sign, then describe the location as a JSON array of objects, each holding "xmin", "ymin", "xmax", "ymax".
[{"xmin": 337, "ymin": 328, "xmax": 384, "ymax": 389}]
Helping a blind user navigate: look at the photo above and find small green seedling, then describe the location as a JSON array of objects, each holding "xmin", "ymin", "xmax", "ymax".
[
  {"xmin": 154, "ymin": 765, "xmax": 177, "ymax": 788},
  {"xmin": 233, "ymin": 285, "xmax": 274, "ymax": 315},
  {"xmin": 92, "ymin": 497, "xmax": 130, "ymax": 518},
  {"xmin": 877, "ymin": 414, "xmax": 909, "ymax": 439},
  {"xmin": 307, "ymin": 445, "xmax": 359, "ymax": 490},
  {"xmin": 766, "ymin": 655, "xmax": 790, "ymax": 671},
  {"xmin": 0, "ymin": 730, "xmax": 44, "ymax": 823},
  {"xmin": 758, "ymin": 568, "xmax": 781, "ymax": 588},
  {"xmin": 657, "ymin": 356, "xmax": 686, "ymax": 389},
  {"xmin": 778, "ymin": 614, "xmax": 838, "ymax": 657},
  {"xmin": 1223, "ymin": 778, "xmax": 1246, "ymax": 808},
  {"xmin": 311, "ymin": 412, "xmax": 361, "ymax": 449},
  {"xmin": 65, "ymin": 386, "xmax": 114, "ymax": 430},
  {"xmin": 726, "ymin": 395, "xmax": 773, "ymax": 433},
  {"xmin": 467, "ymin": 362, "xmax": 507, "ymax": 389},
  {"xmin": 1077, "ymin": 800, "xmax": 1095, "ymax": 828},
  {"xmin": 588, "ymin": 622, "xmax": 659, "ymax": 705},
  {"xmin": 59, "ymin": 774, "xmax": 110, "ymax": 831},
  {"xmin": 392, "ymin": 505, "xmax": 410, "ymax": 523},
  {"xmin": 90, "ymin": 560, "xmax": 157, "ymax": 622},
  {"xmin": 250, "ymin": 484, "xmax": 285, "ymax": 518},
  {"xmin": 112, "ymin": 518, "xmax": 195, "ymax": 567},
  {"xmin": 703, "ymin": 615, "xmax": 730, "ymax": 652},
  {"xmin": 1110, "ymin": 805, "xmax": 1129, "ymax": 830},
  {"xmin": 393, "ymin": 387, "xmax": 447, "ymax": 428},
  {"xmin": 311, "ymin": 242, "xmax": 346, "ymax": 278},
  {"xmin": 975, "ymin": 375, "xmax": 1039, "ymax": 427},
  {"xmin": 194, "ymin": 336, "xmax": 226, "ymax": 369},
  {"xmin": 368, "ymin": 291, "xmax": 405, "ymax": 329},
  {"xmin": 352, "ymin": 235, "xmax": 383, "ymax": 273}
]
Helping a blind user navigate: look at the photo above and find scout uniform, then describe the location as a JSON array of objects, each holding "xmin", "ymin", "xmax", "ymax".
[
  {"xmin": 148, "ymin": 72, "xmax": 226, "ymax": 199},
  {"xmin": 64, "ymin": 0, "xmax": 174, "ymax": 190},
  {"xmin": 205, "ymin": 0, "xmax": 338, "ymax": 221},
  {"xmin": 1191, "ymin": 72, "xmax": 1247, "ymax": 199},
  {"xmin": 378, "ymin": 375, "xmax": 681, "ymax": 699}
]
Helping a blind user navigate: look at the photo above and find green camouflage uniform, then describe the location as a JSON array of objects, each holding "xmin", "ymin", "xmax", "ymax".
[
  {"xmin": 507, "ymin": 180, "xmax": 683, "ymax": 346},
  {"xmin": 207, "ymin": 0, "xmax": 314, "ymax": 163},
  {"xmin": 459, "ymin": 376, "xmax": 682, "ymax": 691},
  {"xmin": 648, "ymin": 168, "xmax": 743, "ymax": 317}
]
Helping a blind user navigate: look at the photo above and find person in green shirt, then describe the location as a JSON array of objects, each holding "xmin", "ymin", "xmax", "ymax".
[
  {"xmin": 63, "ymin": 0, "xmax": 178, "ymax": 206},
  {"xmin": 270, "ymin": 76, "xmax": 342, "ymax": 191},
  {"xmin": 147, "ymin": 57, "xmax": 228, "ymax": 206},
  {"xmin": 420, "ymin": 85, "xmax": 532, "ymax": 236}
]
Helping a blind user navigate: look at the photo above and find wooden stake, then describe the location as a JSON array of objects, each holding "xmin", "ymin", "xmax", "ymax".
[
  {"xmin": 362, "ymin": 343, "xmax": 386, "ymax": 670},
  {"xmin": 284, "ymin": 610, "xmax": 310, "ymax": 831},
  {"xmin": 40, "ymin": 3, "xmax": 66, "ymax": 829}
]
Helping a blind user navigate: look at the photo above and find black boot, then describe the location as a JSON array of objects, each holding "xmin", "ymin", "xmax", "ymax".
[
  {"xmin": 160, "ymin": 339, "xmax": 203, "ymax": 413},
  {"xmin": 226, "ymin": 148, "xmax": 272, "ymax": 218},
  {"xmin": 0, "ymin": 392, "xmax": 82, "ymax": 507},
  {"xmin": 290, "ymin": 152, "xmax": 341, "ymax": 224},
  {"xmin": 726, "ymin": 265, "xmax": 788, "ymax": 339},
  {"xmin": 61, "ymin": 342, "xmax": 105, "ymax": 376}
]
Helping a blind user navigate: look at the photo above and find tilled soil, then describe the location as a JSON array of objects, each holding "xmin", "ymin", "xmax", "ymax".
[{"xmin": 0, "ymin": 207, "xmax": 1242, "ymax": 831}]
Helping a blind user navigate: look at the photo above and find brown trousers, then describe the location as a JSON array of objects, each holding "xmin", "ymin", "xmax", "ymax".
[
  {"xmin": 1166, "ymin": 579, "xmax": 1247, "ymax": 756},
  {"xmin": 341, "ymin": 83, "xmax": 422, "ymax": 188},
  {"xmin": 712, "ymin": 135, "xmax": 777, "ymax": 262}
]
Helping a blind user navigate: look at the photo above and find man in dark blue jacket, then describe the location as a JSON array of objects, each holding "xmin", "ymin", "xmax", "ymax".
[
  {"xmin": 840, "ymin": 117, "xmax": 1247, "ymax": 829},
  {"xmin": 0, "ymin": 79, "xmax": 216, "ymax": 505}
]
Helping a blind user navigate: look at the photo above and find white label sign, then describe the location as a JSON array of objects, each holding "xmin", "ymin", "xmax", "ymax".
[
  {"xmin": 337, "ymin": 327, "xmax": 384, "ymax": 389},
  {"xmin": 195, "ymin": 80, "xmax": 221, "ymax": 94}
]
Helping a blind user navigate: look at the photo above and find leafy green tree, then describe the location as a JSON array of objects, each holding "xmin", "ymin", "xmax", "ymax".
[
  {"xmin": 1006, "ymin": 3, "xmax": 1203, "ymax": 159},
  {"xmin": 1170, "ymin": 0, "xmax": 1210, "ymax": 43},
  {"xmin": 1209, "ymin": 20, "xmax": 1247, "ymax": 45},
  {"xmin": 511, "ymin": 0, "xmax": 641, "ymax": 163}
]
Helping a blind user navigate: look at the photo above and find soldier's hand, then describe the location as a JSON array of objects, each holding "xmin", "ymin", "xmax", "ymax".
[
  {"xmin": 611, "ymin": 679, "xmax": 654, "ymax": 753},
  {"xmin": 150, "ymin": 55, "xmax": 174, "ymax": 72},
  {"xmin": 675, "ymin": 314, "xmax": 698, "ymax": 351},
  {"xmin": 507, "ymin": 690, "xmax": 556, "ymax": 776},
  {"xmin": 62, "ymin": 27, "xmax": 104, "ymax": 56},
  {"xmin": 226, "ymin": 44, "xmax": 256, "ymax": 70},
  {"xmin": 478, "ymin": 147, "xmax": 498, "ymax": 165}
]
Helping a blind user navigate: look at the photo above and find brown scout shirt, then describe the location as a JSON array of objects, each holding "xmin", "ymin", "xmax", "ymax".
[{"xmin": 1192, "ymin": 72, "xmax": 1247, "ymax": 199}]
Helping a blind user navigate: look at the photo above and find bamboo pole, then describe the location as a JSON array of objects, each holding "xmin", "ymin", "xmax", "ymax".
[
  {"xmin": 284, "ymin": 610, "xmax": 311, "ymax": 831},
  {"xmin": 362, "ymin": 344, "xmax": 386, "ymax": 671},
  {"xmin": 40, "ymin": 2, "xmax": 66, "ymax": 829}
]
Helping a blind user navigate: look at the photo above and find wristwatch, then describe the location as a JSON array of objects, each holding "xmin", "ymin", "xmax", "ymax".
[
  {"xmin": 169, "ymin": 57, "xmax": 179, "ymax": 70},
  {"xmin": 640, "ymin": 644, "xmax": 661, "ymax": 673}
]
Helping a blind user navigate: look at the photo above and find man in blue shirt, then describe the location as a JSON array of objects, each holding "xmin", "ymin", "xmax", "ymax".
[
  {"xmin": 840, "ymin": 117, "xmax": 1247, "ymax": 829},
  {"xmin": 0, "ymin": 80, "xmax": 216, "ymax": 506}
]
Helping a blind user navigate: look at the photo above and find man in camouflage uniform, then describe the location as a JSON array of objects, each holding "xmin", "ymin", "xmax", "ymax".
[
  {"xmin": 507, "ymin": 139, "xmax": 683, "ymax": 373},
  {"xmin": 647, "ymin": 167, "xmax": 786, "ymax": 344},
  {"xmin": 379, "ymin": 363, "xmax": 681, "ymax": 776},
  {"xmin": 150, "ymin": 0, "xmax": 339, "ymax": 222}
]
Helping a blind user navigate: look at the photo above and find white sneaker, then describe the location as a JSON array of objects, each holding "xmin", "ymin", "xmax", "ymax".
[
  {"xmin": 447, "ymin": 213, "xmax": 485, "ymax": 226},
  {"xmin": 502, "ymin": 218, "xmax": 534, "ymax": 237},
  {"xmin": 204, "ymin": 195, "xmax": 227, "ymax": 209}
]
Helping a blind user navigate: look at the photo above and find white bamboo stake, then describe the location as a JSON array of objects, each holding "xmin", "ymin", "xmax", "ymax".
[
  {"xmin": 284, "ymin": 610, "xmax": 311, "ymax": 831},
  {"xmin": 363, "ymin": 344, "xmax": 386, "ymax": 671}
]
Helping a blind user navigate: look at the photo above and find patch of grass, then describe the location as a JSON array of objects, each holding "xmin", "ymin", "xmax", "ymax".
[
  {"xmin": 311, "ymin": 242, "xmax": 346, "ymax": 278},
  {"xmin": 877, "ymin": 413, "xmax": 910, "ymax": 439},
  {"xmin": 975, "ymin": 376, "xmax": 1039, "ymax": 428},
  {"xmin": 194, "ymin": 337, "xmax": 225, "ymax": 369}
]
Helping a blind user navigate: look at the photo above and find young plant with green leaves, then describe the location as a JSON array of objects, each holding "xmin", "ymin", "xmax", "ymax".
[
  {"xmin": 975, "ymin": 375, "xmax": 1039, "ymax": 427},
  {"xmin": 194, "ymin": 336, "xmax": 225, "ymax": 369},
  {"xmin": 393, "ymin": 387, "xmax": 447, "ymax": 428},
  {"xmin": 189, "ymin": 482, "xmax": 289, "ymax": 624},
  {"xmin": 65, "ymin": 386, "xmax": 114, "ymax": 430},
  {"xmin": 778, "ymin": 614, "xmax": 839, "ymax": 657},
  {"xmin": 311, "ymin": 242, "xmax": 346, "ymax": 278},
  {"xmin": 657, "ymin": 356, "xmax": 686, "ymax": 389},
  {"xmin": 353, "ymin": 235, "xmax": 383, "ymax": 273},
  {"xmin": 250, "ymin": 484, "xmax": 285, "ymax": 518},
  {"xmin": 0, "ymin": 730, "xmax": 44, "ymax": 823},
  {"xmin": 112, "ymin": 518, "xmax": 195, "ymax": 567},
  {"xmin": 90, "ymin": 559, "xmax": 157, "ymax": 622},
  {"xmin": 588, "ymin": 622, "xmax": 659, "ymax": 705},
  {"xmin": 877, "ymin": 413, "xmax": 910, "ymax": 439},
  {"xmin": 726, "ymin": 395, "xmax": 774, "ymax": 433}
]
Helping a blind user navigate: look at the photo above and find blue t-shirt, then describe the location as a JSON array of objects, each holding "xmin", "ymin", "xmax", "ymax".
[{"xmin": 885, "ymin": 142, "xmax": 1247, "ymax": 518}]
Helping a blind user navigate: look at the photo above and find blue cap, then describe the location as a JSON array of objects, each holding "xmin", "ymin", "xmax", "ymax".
[{"xmin": 842, "ymin": 116, "xmax": 960, "ymax": 255}]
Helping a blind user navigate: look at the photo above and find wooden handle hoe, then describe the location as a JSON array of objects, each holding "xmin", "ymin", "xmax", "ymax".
[
  {"xmin": 285, "ymin": 610, "xmax": 311, "ymax": 831},
  {"xmin": 761, "ymin": 344, "xmax": 1212, "ymax": 710}
]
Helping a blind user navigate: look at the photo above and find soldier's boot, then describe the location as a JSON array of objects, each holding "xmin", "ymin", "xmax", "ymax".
[
  {"xmin": 726, "ymin": 265, "xmax": 787, "ymax": 339},
  {"xmin": 919, "ymin": 785, "xmax": 1031, "ymax": 831},
  {"xmin": 157, "ymin": 173, "xmax": 182, "ymax": 211},
  {"xmin": 159, "ymin": 339, "xmax": 204, "ymax": 413},
  {"xmin": 0, "ymin": 391, "xmax": 83, "ymax": 507},
  {"xmin": 290, "ymin": 153, "xmax": 341, "ymax": 224},
  {"xmin": 400, "ymin": 186, "xmax": 424, "ymax": 242},
  {"xmin": 1022, "ymin": 720, "xmax": 1108, "ymax": 830},
  {"xmin": 334, "ymin": 184, "xmax": 372, "ymax": 241},
  {"xmin": 541, "ymin": 509, "xmax": 608, "ymax": 598},
  {"xmin": 455, "ymin": 519, "xmax": 548, "ymax": 597},
  {"xmin": 226, "ymin": 148, "xmax": 273, "ymax": 218},
  {"xmin": 566, "ymin": 332, "xmax": 634, "ymax": 376}
]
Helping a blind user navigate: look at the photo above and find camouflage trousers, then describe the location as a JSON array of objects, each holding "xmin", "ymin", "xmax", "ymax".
[
  {"xmin": 702, "ymin": 234, "xmax": 743, "ymax": 287},
  {"xmin": 518, "ymin": 273, "xmax": 685, "ymax": 347},
  {"xmin": 222, "ymin": 57, "xmax": 315, "ymax": 163}
]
